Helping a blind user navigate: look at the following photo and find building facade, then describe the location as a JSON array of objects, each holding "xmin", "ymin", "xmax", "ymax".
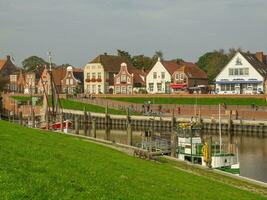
[
  {"xmin": 215, "ymin": 51, "xmax": 267, "ymax": 94},
  {"xmin": 146, "ymin": 58, "xmax": 179, "ymax": 94},
  {"xmin": 114, "ymin": 63, "xmax": 134, "ymax": 94},
  {"xmin": 171, "ymin": 63, "xmax": 208, "ymax": 93},
  {"xmin": 61, "ymin": 66, "xmax": 83, "ymax": 95},
  {"xmin": 84, "ymin": 54, "xmax": 134, "ymax": 94}
]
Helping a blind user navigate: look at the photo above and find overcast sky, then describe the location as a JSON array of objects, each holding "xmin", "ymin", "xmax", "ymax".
[{"xmin": 1, "ymin": 0, "xmax": 267, "ymax": 67}]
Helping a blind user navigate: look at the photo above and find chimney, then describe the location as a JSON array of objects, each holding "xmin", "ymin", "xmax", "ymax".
[
  {"xmin": 6, "ymin": 55, "xmax": 10, "ymax": 61},
  {"xmin": 255, "ymin": 52, "xmax": 266, "ymax": 64}
]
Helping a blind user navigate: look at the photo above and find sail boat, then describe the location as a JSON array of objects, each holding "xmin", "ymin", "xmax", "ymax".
[{"xmin": 40, "ymin": 52, "xmax": 72, "ymax": 133}]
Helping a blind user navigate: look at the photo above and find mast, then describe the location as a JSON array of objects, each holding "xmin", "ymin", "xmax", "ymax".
[
  {"xmin": 48, "ymin": 51, "xmax": 55, "ymax": 123},
  {"xmin": 219, "ymin": 103, "xmax": 222, "ymax": 154}
]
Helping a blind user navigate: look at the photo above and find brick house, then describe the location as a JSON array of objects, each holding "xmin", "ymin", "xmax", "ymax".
[
  {"xmin": 24, "ymin": 71, "xmax": 40, "ymax": 94},
  {"xmin": 84, "ymin": 54, "xmax": 134, "ymax": 94},
  {"xmin": 61, "ymin": 66, "xmax": 84, "ymax": 95},
  {"xmin": 114, "ymin": 63, "xmax": 146, "ymax": 94},
  {"xmin": 9, "ymin": 70, "xmax": 25, "ymax": 93},
  {"xmin": 37, "ymin": 66, "xmax": 83, "ymax": 95},
  {"xmin": 171, "ymin": 63, "xmax": 208, "ymax": 93},
  {"xmin": 0, "ymin": 55, "xmax": 18, "ymax": 91}
]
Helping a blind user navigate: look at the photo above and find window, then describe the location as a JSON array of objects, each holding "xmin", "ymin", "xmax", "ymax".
[
  {"xmin": 180, "ymin": 74, "xmax": 184, "ymax": 80},
  {"xmin": 244, "ymin": 68, "xmax": 249, "ymax": 75},
  {"xmin": 230, "ymin": 84, "xmax": 235, "ymax": 91},
  {"xmin": 116, "ymin": 77, "xmax": 120, "ymax": 84},
  {"xmin": 157, "ymin": 83, "xmax": 162, "ymax": 92},
  {"xmin": 87, "ymin": 85, "xmax": 90, "ymax": 93},
  {"xmin": 66, "ymin": 79, "xmax": 69, "ymax": 85},
  {"xmin": 92, "ymin": 73, "xmax": 96, "ymax": 79},
  {"xmin": 161, "ymin": 72, "xmax": 165, "ymax": 79},
  {"xmin": 234, "ymin": 69, "xmax": 238, "ymax": 75},
  {"xmin": 253, "ymin": 84, "xmax": 257, "ymax": 91},
  {"xmin": 226, "ymin": 84, "xmax": 230, "ymax": 91},
  {"xmin": 70, "ymin": 79, "xmax": 73, "ymax": 85},
  {"xmin": 121, "ymin": 86, "xmax": 126, "ymax": 93},
  {"xmin": 115, "ymin": 86, "xmax": 120, "ymax": 94},
  {"xmin": 121, "ymin": 74, "xmax": 126, "ymax": 82},
  {"xmin": 153, "ymin": 72, "xmax": 157, "ymax": 79},
  {"xmin": 97, "ymin": 72, "xmax": 101, "ymax": 79},
  {"xmin": 87, "ymin": 73, "xmax": 90, "ymax": 79},
  {"xmin": 92, "ymin": 85, "xmax": 96, "ymax": 93},
  {"xmin": 229, "ymin": 69, "xmax": 233, "ymax": 75},
  {"xmin": 128, "ymin": 86, "xmax": 132, "ymax": 94},
  {"xmin": 221, "ymin": 84, "xmax": 226, "ymax": 91},
  {"xmin": 175, "ymin": 73, "xmax": 179, "ymax": 80},
  {"xmin": 127, "ymin": 77, "xmax": 131, "ymax": 84},
  {"xmin": 149, "ymin": 83, "xmax": 154, "ymax": 92},
  {"xmin": 98, "ymin": 85, "xmax": 101, "ymax": 93}
]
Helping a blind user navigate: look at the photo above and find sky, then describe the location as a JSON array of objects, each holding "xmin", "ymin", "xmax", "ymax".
[{"xmin": 1, "ymin": 0, "xmax": 267, "ymax": 67}]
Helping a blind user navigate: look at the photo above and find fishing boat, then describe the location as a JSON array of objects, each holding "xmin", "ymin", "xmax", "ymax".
[
  {"xmin": 176, "ymin": 122, "xmax": 240, "ymax": 174},
  {"xmin": 38, "ymin": 52, "xmax": 72, "ymax": 133}
]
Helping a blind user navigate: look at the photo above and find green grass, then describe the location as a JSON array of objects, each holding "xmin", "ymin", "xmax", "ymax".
[
  {"xmin": 0, "ymin": 120, "xmax": 266, "ymax": 199},
  {"xmin": 10, "ymin": 96, "xmax": 32, "ymax": 101},
  {"xmin": 60, "ymin": 99, "xmax": 133, "ymax": 115},
  {"xmin": 106, "ymin": 97, "xmax": 267, "ymax": 106}
]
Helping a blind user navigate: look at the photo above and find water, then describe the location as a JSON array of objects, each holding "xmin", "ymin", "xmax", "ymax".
[{"xmin": 94, "ymin": 129, "xmax": 267, "ymax": 183}]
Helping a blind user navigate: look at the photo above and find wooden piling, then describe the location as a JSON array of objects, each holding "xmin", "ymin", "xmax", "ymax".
[
  {"xmin": 105, "ymin": 104, "xmax": 110, "ymax": 141},
  {"xmin": 83, "ymin": 107, "xmax": 88, "ymax": 136},
  {"xmin": 19, "ymin": 111, "xmax": 23, "ymax": 126},
  {"xmin": 92, "ymin": 119, "xmax": 96, "ymax": 138},
  {"xmin": 60, "ymin": 112, "xmax": 64, "ymax": 132},
  {"xmin": 75, "ymin": 115, "xmax": 79, "ymax": 135}
]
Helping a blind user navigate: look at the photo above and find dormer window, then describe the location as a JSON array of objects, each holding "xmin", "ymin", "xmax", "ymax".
[{"xmin": 235, "ymin": 57, "xmax": 242, "ymax": 65}]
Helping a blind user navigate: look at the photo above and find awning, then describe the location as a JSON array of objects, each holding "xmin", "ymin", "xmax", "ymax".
[
  {"xmin": 214, "ymin": 80, "xmax": 262, "ymax": 84},
  {"xmin": 170, "ymin": 84, "xmax": 187, "ymax": 89}
]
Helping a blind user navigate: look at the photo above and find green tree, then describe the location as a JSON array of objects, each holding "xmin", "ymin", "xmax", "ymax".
[
  {"xmin": 117, "ymin": 49, "xmax": 132, "ymax": 61},
  {"xmin": 152, "ymin": 50, "xmax": 164, "ymax": 61},
  {"xmin": 197, "ymin": 51, "xmax": 229, "ymax": 83},
  {"xmin": 22, "ymin": 56, "xmax": 49, "ymax": 72},
  {"xmin": 132, "ymin": 55, "xmax": 154, "ymax": 71}
]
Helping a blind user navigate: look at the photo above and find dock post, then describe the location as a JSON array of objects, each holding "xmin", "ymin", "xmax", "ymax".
[
  {"xmin": 92, "ymin": 118, "xmax": 96, "ymax": 138},
  {"xmin": 32, "ymin": 110, "xmax": 35, "ymax": 128},
  {"xmin": 83, "ymin": 107, "xmax": 88, "ymax": 136},
  {"xmin": 126, "ymin": 108, "xmax": 132, "ymax": 146},
  {"xmin": 105, "ymin": 103, "xmax": 110, "ymax": 141},
  {"xmin": 208, "ymin": 136, "xmax": 212, "ymax": 168},
  {"xmin": 88, "ymin": 112, "xmax": 92, "ymax": 136},
  {"xmin": 60, "ymin": 112, "xmax": 64, "ymax": 132},
  {"xmin": 19, "ymin": 111, "xmax": 23, "ymax": 126},
  {"xmin": 75, "ymin": 115, "xmax": 79, "ymax": 135},
  {"xmin": 171, "ymin": 109, "xmax": 177, "ymax": 157}
]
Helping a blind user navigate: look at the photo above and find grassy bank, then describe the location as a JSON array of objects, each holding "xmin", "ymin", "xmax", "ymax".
[
  {"xmin": 0, "ymin": 120, "xmax": 266, "ymax": 199},
  {"xmin": 106, "ymin": 97, "xmax": 267, "ymax": 106},
  {"xmin": 60, "ymin": 99, "xmax": 129, "ymax": 115}
]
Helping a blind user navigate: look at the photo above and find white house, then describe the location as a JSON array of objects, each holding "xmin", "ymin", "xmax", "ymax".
[
  {"xmin": 215, "ymin": 51, "xmax": 267, "ymax": 94},
  {"xmin": 146, "ymin": 58, "xmax": 180, "ymax": 93}
]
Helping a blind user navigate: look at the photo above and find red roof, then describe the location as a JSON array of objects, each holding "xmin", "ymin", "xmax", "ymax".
[
  {"xmin": 161, "ymin": 61, "xmax": 180, "ymax": 75},
  {"xmin": 173, "ymin": 63, "xmax": 207, "ymax": 79}
]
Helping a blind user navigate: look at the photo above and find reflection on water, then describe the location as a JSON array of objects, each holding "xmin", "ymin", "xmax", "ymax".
[{"xmin": 94, "ymin": 129, "xmax": 267, "ymax": 183}]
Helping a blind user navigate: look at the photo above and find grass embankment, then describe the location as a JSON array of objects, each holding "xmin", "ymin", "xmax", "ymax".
[
  {"xmin": 0, "ymin": 120, "xmax": 266, "ymax": 199},
  {"xmin": 60, "ymin": 99, "xmax": 136, "ymax": 115},
  {"xmin": 106, "ymin": 97, "xmax": 267, "ymax": 106}
]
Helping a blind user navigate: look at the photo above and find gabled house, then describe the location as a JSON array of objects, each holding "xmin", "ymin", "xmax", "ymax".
[
  {"xmin": 37, "ymin": 66, "xmax": 83, "ymax": 95},
  {"xmin": 0, "ymin": 55, "xmax": 17, "ymax": 77},
  {"xmin": 61, "ymin": 66, "xmax": 84, "ymax": 95},
  {"xmin": 215, "ymin": 51, "xmax": 267, "ymax": 94},
  {"xmin": 84, "ymin": 54, "xmax": 134, "ymax": 94},
  {"xmin": 24, "ymin": 70, "xmax": 41, "ymax": 94},
  {"xmin": 9, "ymin": 69, "xmax": 25, "ymax": 93},
  {"xmin": 171, "ymin": 63, "xmax": 208, "ymax": 93},
  {"xmin": 146, "ymin": 58, "xmax": 180, "ymax": 94},
  {"xmin": 113, "ymin": 63, "xmax": 146, "ymax": 94}
]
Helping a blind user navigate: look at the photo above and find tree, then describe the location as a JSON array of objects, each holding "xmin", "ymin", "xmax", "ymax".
[
  {"xmin": 117, "ymin": 49, "xmax": 132, "ymax": 62},
  {"xmin": 132, "ymin": 55, "xmax": 155, "ymax": 71},
  {"xmin": 22, "ymin": 56, "xmax": 49, "ymax": 72},
  {"xmin": 152, "ymin": 50, "xmax": 164, "ymax": 61},
  {"xmin": 197, "ymin": 51, "xmax": 229, "ymax": 83}
]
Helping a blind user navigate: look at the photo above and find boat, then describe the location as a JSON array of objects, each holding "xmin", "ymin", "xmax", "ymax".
[{"xmin": 176, "ymin": 122, "xmax": 240, "ymax": 174}]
